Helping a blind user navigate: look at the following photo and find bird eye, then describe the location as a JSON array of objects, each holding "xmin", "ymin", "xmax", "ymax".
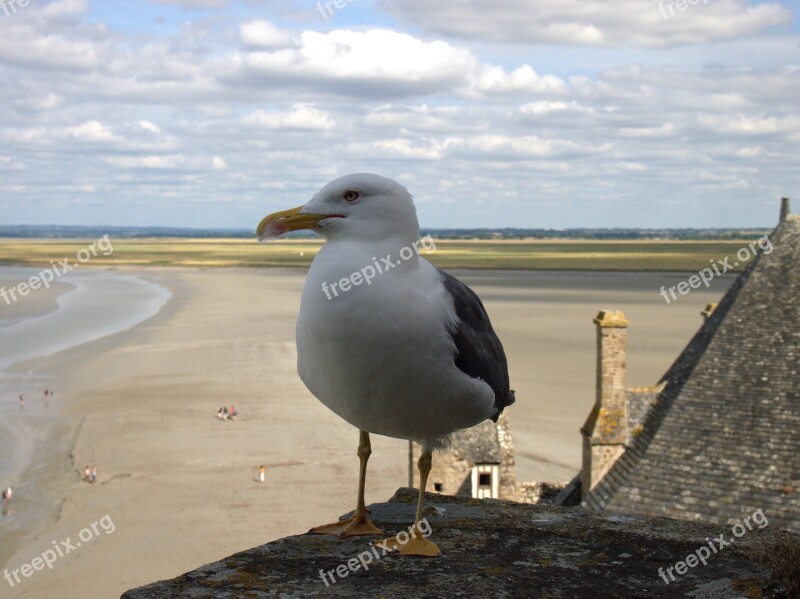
[{"xmin": 343, "ymin": 190, "xmax": 360, "ymax": 203}]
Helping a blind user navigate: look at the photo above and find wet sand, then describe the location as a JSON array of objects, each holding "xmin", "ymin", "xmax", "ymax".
[
  {"xmin": 0, "ymin": 267, "xmax": 732, "ymax": 598},
  {"xmin": 0, "ymin": 276, "xmax": 72, "ymax": 327},
  {"xmin": 0, "ymin": 276, "xmax": 72, "ymax": 417},
  {"xmin": 0, "ymin": 268, "xmax": 171, "ymax": 594}
]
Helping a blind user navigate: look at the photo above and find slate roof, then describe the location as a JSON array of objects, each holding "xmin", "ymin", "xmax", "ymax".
[
  {"xmin": 585, "ymin": 214, "xmax": 800, "ymax": 534},
  {"xmin": 625, "ymin": 384, "xmax": 664, "ymax": 439},
  {"xmin": 450, "ymin": 419, "xmax": 502, "ymax": 464}
]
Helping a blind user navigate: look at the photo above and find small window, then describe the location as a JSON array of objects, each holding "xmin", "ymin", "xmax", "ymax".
[
  {"xmin": 434, "ymin": 483, "xmax": 443, "ymax": 492},
  {"xmin": 479, "ymin": 473, "xmax": 492, "ymax": 487}
]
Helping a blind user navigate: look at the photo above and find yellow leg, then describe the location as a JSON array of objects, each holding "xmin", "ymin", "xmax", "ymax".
[
  {"xmin": 372, "ymin": 449, "xmax": 441, "ymax": 557},
  {"xmin": 309, "ymin": 430, "xmax": 384, "ymax": 537}
]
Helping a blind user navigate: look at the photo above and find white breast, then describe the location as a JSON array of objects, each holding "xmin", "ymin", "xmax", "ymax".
[{"xmin": 295, "ymin": 239, "xmax": 495, "ymax": 445}]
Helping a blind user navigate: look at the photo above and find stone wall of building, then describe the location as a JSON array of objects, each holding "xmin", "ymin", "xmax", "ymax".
[
  {"xmin": 518, "ymin": 481, "xmax": 568, "ymax": 504},
  {"xmin": 410, "ymin": 441, "xmax": 473, "ymax": 497},
  {"xmin": 495, "ymin": 412, "xmax": 518, "ymax": 500}
]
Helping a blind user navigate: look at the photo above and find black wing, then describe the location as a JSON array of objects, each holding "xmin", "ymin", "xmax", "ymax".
[{"xmin": 439, "ymin": 269, "xmax": 515, "ymax": 421}]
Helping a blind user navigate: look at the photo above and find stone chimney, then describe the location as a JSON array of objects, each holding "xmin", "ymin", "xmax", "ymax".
[
  {"xmin": 701, "ymin": 303, "xmax": 718, "ymax": 321},
  {"xmin": 780, "ymin": 197, "xmax": 790, "ymax": 222},
  {"xmin": 581, "ymin": 310, "xmax": 629, "ymax": 499}
]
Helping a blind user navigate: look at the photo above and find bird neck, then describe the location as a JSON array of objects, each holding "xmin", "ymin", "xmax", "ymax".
[
  {"xmin": 325, "ymin": 234, "xmax": 420, "ymax": 259},
  {"xmin": 313, "ymin": 235, "xmax": 423, "ymax": 285}
]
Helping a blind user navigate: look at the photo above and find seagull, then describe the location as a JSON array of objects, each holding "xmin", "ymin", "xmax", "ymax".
[{"xmin": 257, "ymin": 173, "xmax": 515, "ymax": 557}]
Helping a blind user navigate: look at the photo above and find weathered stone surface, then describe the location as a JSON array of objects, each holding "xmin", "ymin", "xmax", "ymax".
[{"xmin": 122, "ymin": 488, "xmax": 800, "ymax": 598}]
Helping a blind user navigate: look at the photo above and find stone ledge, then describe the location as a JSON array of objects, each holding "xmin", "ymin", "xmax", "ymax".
[{"xmin": 122, "ymin": 488, "xmax": 800, "ymax": 598}]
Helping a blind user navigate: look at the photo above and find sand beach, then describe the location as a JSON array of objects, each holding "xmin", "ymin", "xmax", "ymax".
[{"xmin": 0, "ymin": 266, "xmax": 732, "ymax": 598}]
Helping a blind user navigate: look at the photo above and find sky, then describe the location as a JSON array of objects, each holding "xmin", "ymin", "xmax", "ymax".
[{"xmin": 0, "ymin": 0, "xmax": 798, "ymax": 229}]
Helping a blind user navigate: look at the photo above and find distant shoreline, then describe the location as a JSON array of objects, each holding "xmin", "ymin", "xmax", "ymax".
[
  {"xmin": 0, "ymin": 237, "xmax": 768, "ymax": 273},
  {"xmin": 0, "ymin": 225, "xmax": 774, "ymax": 241}
]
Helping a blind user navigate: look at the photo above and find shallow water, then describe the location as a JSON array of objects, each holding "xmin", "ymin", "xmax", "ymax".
[{"xmin": 0, "ymin": 267, "xmax": 171, "ymax": 491}]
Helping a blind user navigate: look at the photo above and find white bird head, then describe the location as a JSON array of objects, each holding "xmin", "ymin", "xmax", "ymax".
[{"xmin": 257, "ymin": 173, "xmax": 420, "ymax": 243}]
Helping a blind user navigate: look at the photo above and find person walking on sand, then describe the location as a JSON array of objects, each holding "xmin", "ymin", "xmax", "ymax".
[
  {"xmin": 18, "ymin": 393, "xmax": 24, "ymax": 411},
  {"xmin": 259, "ymin": 465, "xmax": 265, "ymax": 483},
  {"xmin": 83, "ymin": 466, "xmax": 91, "ymax": 481},
  {"xmin": 90, "ymin": 466, "xmax": 97, "ymax": 484},
  {"xmin": 2, "ymin": 487, "xmax": 12, "ymax": 515}
]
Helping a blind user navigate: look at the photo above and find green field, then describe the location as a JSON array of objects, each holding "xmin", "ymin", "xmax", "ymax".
[{"xmin": 0, "ymin": 238, "xmax": 763, "ymax": 272}]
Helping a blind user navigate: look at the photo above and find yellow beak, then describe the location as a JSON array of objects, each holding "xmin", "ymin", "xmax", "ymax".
[{"xmin": 256, "ymin": 205, "xmax": 336, "ymax": 241}]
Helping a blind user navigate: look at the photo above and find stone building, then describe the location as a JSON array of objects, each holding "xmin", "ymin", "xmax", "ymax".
[
  {"xmin": 409, "ymin": 413, "xmax": 563, "ymax": 503},
  {"xmin": 577, "ymin": 198, "xmax": 800, "ymax": 534}
]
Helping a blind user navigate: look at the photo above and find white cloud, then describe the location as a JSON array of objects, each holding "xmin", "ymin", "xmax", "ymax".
[
  {"xmin": 455, "ymin": 135, "xmax": 608, "ymax": 160},
  {"xmin": 365, "ymin": 105, "xmax": 488, "ymax": 133},
  {"xmin": 468, "ymin": 65, "xmax": 567, "ymax": 96},
  {"xmin": 347, "ymin": 138, "xmax": 448, "ymax": 160},
  {"xmin": 0, "ymin": 26, "xmax": 101, "ymax": 71},
  {"xmin": 233, "ymin": 29, "xmax": 478, "ymax": 97},
  {"xmin": 14, "ymin": 93, "xmax": 62, "ymax": 111},
  {"xmin": 0, "ymin": 2, "xmax": 797, "ymax": 228},
  {"xmin": 240, "ymin": 20, "xmax": 293, "ymax": 49},
  {"xmin": 226, "ymin": 27, "xmax": 577, "ymax": 102},
  {"xmin": 385, "ymin": 0, "xmax": 793, "ymax": 48},
  {"xmin": 0, "ymin": 156, "xmax": 25, "ymax": 171},
  {"xmin": 140, "ymin": 121, "xmax": 162, "ymax": 134},
  {"xmin": 37, "ymin": 0, "xmax": 90, "ymax": 19},
  {"xmin": 519, "ymin": 101, "xmax": 595, "ymax": 115},
  {"xmin": 105, "ymin": 155, "xmax": 185, "ymax": 169},
  {"xmin": 65, "ymin": 121, "xmax": 115, "ymax": 142},
  {"xmin": 695, "ymin": 113, "xmax": 800, "ymax": 136},
  {"xmin": 618, "ymin": 123, "xmax": 677, "ymax": 138},
  {"xmin": 243, "ymin": 105, "xmax": 335, "ymax": 130}
]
